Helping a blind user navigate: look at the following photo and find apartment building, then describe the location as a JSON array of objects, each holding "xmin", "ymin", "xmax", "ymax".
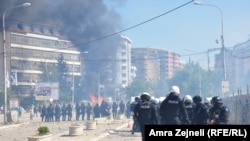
[
  {"xmin": 0, "ymin": 21, "xmax": 81, "ymax": 100},
  {"xmin": 116, "ymin": 35, "xmax": 133, "ymax": 88},
  {"xmin": 131, "ymin": 47, "xmax": 184, "ymax": 82}
]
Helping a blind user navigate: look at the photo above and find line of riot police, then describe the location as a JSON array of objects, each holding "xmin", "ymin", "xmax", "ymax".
[
  {"xmin": 131, "ymin": 85, "xmax": 230, "ymax": 141},
  {"xmin": 40, "ymin": 102, "xmax": 94, "ymax": 122}
]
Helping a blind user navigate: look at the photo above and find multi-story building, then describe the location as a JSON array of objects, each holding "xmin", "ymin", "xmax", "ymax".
[
  {"xmin": 116, "ymin": 35, "xmax": 133, "ymax": 88},
  {"xmin": 0, "ymin": 20, "xmax": 81, "ymax": 101},
  {"xmin": 131, "ymin": 47, "xmax": 184, "ymax": 82}
]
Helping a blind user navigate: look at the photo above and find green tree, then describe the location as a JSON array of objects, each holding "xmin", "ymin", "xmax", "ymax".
[
  {"xmin": 125, "ymin": 79, "xmax": 152, "ymax": 99},
  {"xmin": 153, "ymin": 79, "xmax": 169, "ymax": 97},
  {"xmin": 57, "ymin": 53, "xmax": 70, "ymax": 101},
  {"xmin": 168, "ymin": 62, "xmax": 213, "ymax": 98}
]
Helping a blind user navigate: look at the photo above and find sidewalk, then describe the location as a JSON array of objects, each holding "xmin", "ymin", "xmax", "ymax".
[
  {"xmin": 0, "ymin": 115, "xmax": 142, "ymax": 141},
  {"xmin": 52, "ymin": 118, "xmax": 142, "ymax": 141},
  {"xmin": 0, "ymin": 112, "xmax": 32, "ymax": 129}
]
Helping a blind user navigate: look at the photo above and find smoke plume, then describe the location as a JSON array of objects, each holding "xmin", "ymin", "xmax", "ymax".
[{"xmin": 1, "ymin": 0, "xmax": 126, "ymax": 99}]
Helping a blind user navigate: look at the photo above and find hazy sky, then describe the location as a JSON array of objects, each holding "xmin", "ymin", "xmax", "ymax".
[{"xmin": 105, "ymin": 0, "xmax": 250, "ymax": 69}]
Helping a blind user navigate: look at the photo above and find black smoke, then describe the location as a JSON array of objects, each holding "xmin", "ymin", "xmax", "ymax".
[
  {"xmin": 1, "ymin": 0, "xmax": 126, "ymax": 100},
  {"xmin": 1, "ymin": 0, "xmax": 123, "ymax": 50}
]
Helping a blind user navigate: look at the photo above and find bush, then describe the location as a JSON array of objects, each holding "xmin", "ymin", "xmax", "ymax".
[{"xmin": 37, "ymin": 126, "xmax": 50, "ymax": 135}]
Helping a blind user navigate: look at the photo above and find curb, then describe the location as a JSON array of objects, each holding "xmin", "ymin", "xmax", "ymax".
[{"xmin": 0, "ymin": 122, "xmax": 30, "ymax": 130}]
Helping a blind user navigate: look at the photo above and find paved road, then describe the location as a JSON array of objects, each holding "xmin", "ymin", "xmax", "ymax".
[{"xmin": 0, "ymin": 113, "xmax": 142, "ymax": 141}]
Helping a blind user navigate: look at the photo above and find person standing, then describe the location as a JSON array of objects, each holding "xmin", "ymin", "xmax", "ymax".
[
  {"xmin": 159, "ymin": 85, "xmax": 190, "ymax": 125},
  {"xmin": 41, "ymin": 105, "xmax": 47, "ymax": 122},
  {"xmin": 125, "ymin": 100, "xmax": 131, "ymax": 118},
  {"xmin": 207, "ymin": 96, "xmax": 230, "ymax": 125},
  {"xmin": 134, "ymin": 92, "xmax": 158, "ymax": 141},
  {"xmin": 204, "ymin": 97, "xmax": 212, "ymax": 109},
  {"xmin": 130, "ymin": 97, "xmax": 141, "ymax": 134},
  {"xmin": 80, "ymin": 103, "xmax": 86, "ymax": 121},
  {"xmin": 192, "ymin": 95, "xmax": 209, "ymax": 125},
  {"xmin": 67, "ymin": 103, "xmax": 73, "ymax": 121},
  {"xmin": 112, "ymin": 101, "xmax": 118, "ymax": 119},
  {"xmin": 119, "ymin": 100, "xmax": 125, "ymax": 115},
  {"xmin": 86, "ymin": 103, "xmax": 92, "ymax": 120},
  {"xmin": 75, "ymin": 103, "xmax": 81, "ymax": 121},
  {"xmin": 47, "ymin": 104, "xmax": 54, "ymax": 122},
  {"xmin": 181, "ymin": 95, "xmax": 195, "ymax": 124},
  {"xmin": 54, "ymin": 104, "xmax": 61, "ymax": 122},
  {"xmin": 61, "ymin": 104, "xmax": 67, "ymax": 121},
  {"xmin": 93, "ymin": 103, "xmax": 100, "ymax": 119}
]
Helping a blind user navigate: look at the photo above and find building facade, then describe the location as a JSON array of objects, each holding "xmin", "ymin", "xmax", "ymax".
[
  {"xmin": 116, "ymin": 35, "xmax": 133, "ymax": 88},
  {"xmin": 0, "ymin": 21, "xmax": 81, "ymax": 100},
  {"xmin": 131, "ymin": 47, "xmax": 184, "ymax": 83}
]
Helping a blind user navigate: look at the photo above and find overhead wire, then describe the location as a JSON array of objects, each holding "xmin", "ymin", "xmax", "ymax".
[{"xmin": 10, "ymin": 0, "xmax": 194, "ymax": 53}]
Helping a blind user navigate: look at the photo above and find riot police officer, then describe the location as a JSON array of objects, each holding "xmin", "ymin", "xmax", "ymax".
[
  {"xmin": 181, "ymin": 95, "xmax": 194, "ymax": 124},
  {"xmin": 54, "ymin": 103, "xmax": 61, "ymax": 122},
  {"xmin": 130, "ymin": 96, "xmax": 141, "ymax": 134},
  {"xmin": 208, "ymin": 96, "xmax": 229, "ymax": 125},
  {"xmin": 159, "ymin": 85, "xmax": 190, "ymax": 125},
  {"xmin": 75, "ymin": 103, "xmax": 81, "ymax": 121},
  {"xmin": 204, "ymin": 97, "xmax": 212, "ymax": 109},
  {"xmin": 192, "ymin": 95, "xmax": 209, "ymax": 125},
  {"xmin": 67, "ymin": 103, "xmax": 73, "ymax": 121},
  {"xmin": 134, "ymin": 92, "xmax": 158, "ymax": 141},
  {"xmin": 61, "ymin": 104, "xmax": 67, "ymax": 121}
]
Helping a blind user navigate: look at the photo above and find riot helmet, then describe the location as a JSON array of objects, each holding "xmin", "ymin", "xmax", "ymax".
[
  {"xmin": 211, "ymin": 96, "xmax": 223, "ymax": 106},
  {"xmin": 183, "ymin": 95, "xmax": 193, "ymax": 105},
  {"xmin": 169, "ymin": 85, "xmax": 180, "ymax": 95},
  {"xmin": 135, "ymin": 96, "xmax": 140, "ymax": 102},
  {"xmin": 140, "ymin": 92, "xmax": 151, "ymax": 101},
  {"xmin": 193, "ymin": 95, "xmax": 202, "ymax": 104}
]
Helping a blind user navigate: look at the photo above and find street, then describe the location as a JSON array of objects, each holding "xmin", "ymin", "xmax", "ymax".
[{"xmin": 0, "ymin": 113, "xmax": 142, "ymax": 141}]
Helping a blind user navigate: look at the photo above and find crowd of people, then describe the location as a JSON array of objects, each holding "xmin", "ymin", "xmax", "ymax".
[
  {"xmin": 27, "ymin": 85, "xmax": 230, "ymax": 141},
  {"xmin": 32, "ymin": 99, "xmax": 132, "ymax": 122},
  {"xmin": 131, "ymin": 85, "xmax": 230, "ymax": 141}
]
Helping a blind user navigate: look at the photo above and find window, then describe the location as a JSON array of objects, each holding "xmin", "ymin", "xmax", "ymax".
[{"xmin": 122, "ymin": 73, "xmax": 126, "ymax": 77}]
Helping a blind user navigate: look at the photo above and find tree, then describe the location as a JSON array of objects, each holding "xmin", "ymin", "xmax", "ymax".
[
  {"xmin": 153, "ymin": 79, "xmax": 169, "ymax": 97},
  {"xmin": 125, "ymin": 80, "xmax": 152, "ymax": 99},
  {"xmin": 168, "ymin": 62, "xmax": 213, "ymax": 98},
  {"xmin": 57, "ymin": 53, "xmax": 70, "ymax": 100}
]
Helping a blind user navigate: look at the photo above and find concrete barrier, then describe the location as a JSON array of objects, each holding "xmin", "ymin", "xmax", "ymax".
[
  {"xmin": 69, "ymin": 123, "xmax": 84, "ymax": 136},
  {"xmin": 86, "ymin": 120, "xmax": 97, "ymax": 130}
]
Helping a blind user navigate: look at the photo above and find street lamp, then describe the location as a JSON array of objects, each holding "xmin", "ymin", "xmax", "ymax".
[
  {"xmin": 2, "ymin": 2, "xmax": 31, "ymax": 124},
  {"xmin": 72, "ymin": 62, "xmax": 75, "ymax": 104},
  {"xmin": 193, "ymin": 1, "xmax": 226, "ymax": 81}
]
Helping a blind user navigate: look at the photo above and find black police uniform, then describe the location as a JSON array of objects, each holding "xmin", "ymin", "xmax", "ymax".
[
  {"xmin": 192, "ymin": 95, "xmax": 209, "ymax": 125},
  {"xmin": 208, "ymin": 106, "xmax": 229, "ymax": 124},
  {"xmin": 61, "ymin": 104, "xmax": 67, "ymax": 121},
  {"xmin": 181, "ymin": 100, "xmax": 195, "ymax": 124},
  {"xmin": 208, "ymin": 96, "xmax": 229, "ymax": 125},
  {"xmin": 134, "ymin": 95, "xmax": 157, "ymax": 141},
  {"xmin": 159, "ymin": 92, "xmax": 189, "ymax": 125},
  {"xmin": 130, "ymin": 97, "xmax": 141, "ymax": 134}
]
